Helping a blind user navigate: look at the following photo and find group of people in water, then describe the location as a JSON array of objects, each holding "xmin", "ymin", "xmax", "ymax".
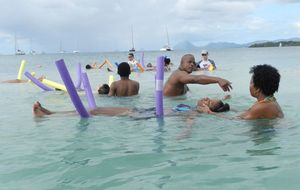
[{"xmin": 31, "ymin": 52, "xmax": 283, "ymax": 120}]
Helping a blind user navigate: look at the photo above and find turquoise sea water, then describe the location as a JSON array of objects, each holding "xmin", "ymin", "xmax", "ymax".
[{"xmin": 0, "ymin": 47, "xmax": 300, "ymax": 189}]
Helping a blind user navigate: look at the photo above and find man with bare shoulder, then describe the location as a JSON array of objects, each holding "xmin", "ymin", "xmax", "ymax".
[
  {"xmin": 163, "ymin": 54, "xmax": 232, "ymax": 96},
  {"xmin": 239, "ymin": 64, "xmax": 283, "ymax": 120},
  {"xmin": 108, "ymin": 62, "xmax": 139, "ymax": 97}
]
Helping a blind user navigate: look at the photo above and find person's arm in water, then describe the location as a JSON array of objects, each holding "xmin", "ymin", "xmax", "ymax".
[
  {"xmin": 108, "ymin": 82, "xmax": 117, "ymax": 96},
  {"xmin": 178, "ymin": 74, "xmax": 232, "ymax": 92}
]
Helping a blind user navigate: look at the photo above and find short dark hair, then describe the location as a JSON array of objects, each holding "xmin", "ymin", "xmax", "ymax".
[
  {"xmin": 85, "ymin": 64, "xmax": 92, "ymax": 69},
  {"xmin": 118, "ymin": 62, "xmax": 131, "ymax": 77},
  {"xmin": 128, "ymin": 53, "xmax": 134, "ymax": 57},
  {"xmin": 250, "ymin": 64, "xmax": 280, "ymax": 96},
  {"xmin": 211, "ymin": 101, "xmax": 230, "ymax": 112},
  {"xmin": 164, "ymin": 57, "xmax": 171, "ymax": 66},
  {"xmin": 98, "ymin": 84, "xmax": 110, "ymax": 94}
]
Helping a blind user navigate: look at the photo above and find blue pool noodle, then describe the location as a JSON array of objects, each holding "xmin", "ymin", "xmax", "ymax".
[
  {"xmin": 55, "ymin": 59, "xmax": 89, "ymax": 118},
  {"xmin": 81, "ymin": 72, "xmax": 97, "ymax": 110},
  {"xmin": 24, "ymin": 71, "xmax": 53, "ymax": 91},
  {"xmin": 155, "ymin": 56, "xmax": 164, "ymax": 117}
]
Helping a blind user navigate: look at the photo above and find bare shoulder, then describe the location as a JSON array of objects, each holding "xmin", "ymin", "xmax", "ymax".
[{"xmin": 241, "ymin": 102, "xmax": 282, "ymax": 120}]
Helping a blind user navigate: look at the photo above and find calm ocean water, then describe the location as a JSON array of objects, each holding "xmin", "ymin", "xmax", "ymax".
[{"xmin": 0, "ymin": 47, "xmax": 300, "ymax": 190}]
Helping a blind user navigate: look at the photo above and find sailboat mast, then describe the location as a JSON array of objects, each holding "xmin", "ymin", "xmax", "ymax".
[
  {"xmin": 131, "ymin": 25, "xmax": 135, "ymax": 49},
  {"xmin": 166, "ymin": 26, "xmax": 170, "ymax": 47},
  {"xmin": 14, "ymin": 34, "xmax": 17, "ymax": 54}
]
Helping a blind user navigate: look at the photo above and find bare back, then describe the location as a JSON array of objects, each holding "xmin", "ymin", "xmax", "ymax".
[{"xmin": 109, "ymin": 79, "xmax": 139, "ymax": 97}]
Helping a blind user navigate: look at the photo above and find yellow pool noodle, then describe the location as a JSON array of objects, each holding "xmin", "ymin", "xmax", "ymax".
[
  {"xmin": 108, "ymin": 75, "xmax": 114, "ymax": 87},
  {"xmin": 42, "ymin": 79, "xmax": 67, "ymax": 91},
  {"xmin": 27, "ymin": 72, "xmax": 36, "ymax": 83},
  {"xmin": 208, "ymin": 64, "xmax": 214, "ymax": 71},
  {"xmin": 17, "ymin": 60, "xmax": 27, "ymax": 80}
]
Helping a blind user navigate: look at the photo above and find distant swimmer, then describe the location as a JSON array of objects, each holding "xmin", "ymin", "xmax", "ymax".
[
  {"xmin": 163, "ymin": 54, "xmax": 232, "ymax": 97},
  {"xmin": 98, "ymin": 84, "xmax": 110, "ymax": 95},
  {"xmin": 127, "ymin": 53, "xmax": 139, "ymax": 71},
  {"xmin": 195, "ymin": 50, "xmax": 216, "ymax": 71}
]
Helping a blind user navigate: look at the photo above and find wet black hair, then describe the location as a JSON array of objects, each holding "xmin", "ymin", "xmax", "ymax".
[
  {"xmin": 147, "ymin": 63, "xmax": 153, "ymax": 67},
  {"xmin": 98, "ymin": 84, "xmax": 110, "ymax": 94},
  {"xmin": 118, "ymin": 62, "xmax": 131, "ymax": 77},
  {"xmin": 164, "ymin": 57, "xmax": 171, "ymax": 66},
  {"xmin": 85, "ymin": 64, "xmax": 92, "ymax": 69},
  {"xmin": 250, "ymin": 64, "xmax": 280, "ymax": 96},
  {"xmin": 211, "ymin": 101, "xmax": 230, "ymax": 112}
]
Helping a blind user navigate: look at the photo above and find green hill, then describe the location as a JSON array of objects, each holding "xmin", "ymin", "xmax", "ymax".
[{"xmin": 249, "ymin": 41, "xmax": 300, "ymax": 48}]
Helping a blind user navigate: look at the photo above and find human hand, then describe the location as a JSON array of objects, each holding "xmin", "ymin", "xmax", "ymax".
[
  {"xmin": 223, "ymin": 94, "xmax": 231, "ymax": 100},
  {"xmin": 218, "ymin": 78, "xmax": 232, "ymax": 92},
  {"xmin": 197, "ymin": 105, "xmax": 212, "ymax": 114}
]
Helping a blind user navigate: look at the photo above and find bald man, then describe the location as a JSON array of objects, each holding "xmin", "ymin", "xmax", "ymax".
[{"xmin": 163, "ymin": 54, "xmax": 232, "ymax": 96}]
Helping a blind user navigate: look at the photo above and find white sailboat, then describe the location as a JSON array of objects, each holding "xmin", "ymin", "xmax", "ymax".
[
  {"xmin": 14, "ymin": 35, "xmax": 25, "ymax": 55},
  {"xmin": 59, "ymin": 41, "xmax": 66, "ymax": 54},
  {"xmin": 279, "ymin": 42, "xmax": 282, "ymax": 47},
  {"xmin": 129, "ymin": 25, "xmax": 135, "ymax": 52},
  {"xmin": 160, "ymin": 26, "xmax": 172, "ymax": 51}
]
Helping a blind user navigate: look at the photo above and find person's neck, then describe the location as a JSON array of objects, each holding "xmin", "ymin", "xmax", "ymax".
[
  {"xmin": 256, "ymin": 94, "xmax": 274, "ymax": 102},
  {"xmin": 256, "ymin": 94, "xmax": 267, "ymax": 102},
  {"xmin": 120, "ymin": 77, "xmax": 129, "ymax": 80}
]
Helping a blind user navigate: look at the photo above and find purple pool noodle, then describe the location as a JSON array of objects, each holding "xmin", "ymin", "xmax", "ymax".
[
  {"xmin": 24, "ymin": 71, "xmax": 53, "ymax": 91},
  {"xmin": 81, "ymin": 72, "xmax": 97, "ymax": 110},
  {"xmin": 55, "ymin": 59, "xmax": 89, "ymax": 118},
  {"xmin": 155, "ymin": 56, "xmax": 164, "ymax": 117},
  {"xmin": 140, "ymin": 52, "xmax": 145, "ymax": 68},
  {"xmin": 75, "ymin": 63, "xmax": 82, "ymax": 90},
  {"xmin": 114, "ymin": 62, "xmax": 119, "ymax": 68}
]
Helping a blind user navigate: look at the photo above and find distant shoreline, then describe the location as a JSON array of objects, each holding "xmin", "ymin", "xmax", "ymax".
[{"xmin": 249, "ymin": 41, "xmax": 300, "ymax": 48}]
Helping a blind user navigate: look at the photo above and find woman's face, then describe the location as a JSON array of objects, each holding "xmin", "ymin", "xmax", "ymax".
[
  {"xmin": 249, "ymin": 78, "xmax": 258, "ymax": 98},
  {"xmin": 198, "ymin": 98, "xmax": 220, "ymax": 110}
]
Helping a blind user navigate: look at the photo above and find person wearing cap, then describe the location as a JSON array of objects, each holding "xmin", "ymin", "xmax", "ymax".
[
  {"xmin": 196, "ymin": 50, "xmax": 216, "ymax": 71},
  {"xmin": 108, "ymin": 62, "xmax": 139, "ymax": 96},
  {"xmin": 164, "ymin": 54, "xmax": 232, "ymax": 97},
  {"xmin": 127, "ymin": 53, "xmax": 139, "ymax": 71}
]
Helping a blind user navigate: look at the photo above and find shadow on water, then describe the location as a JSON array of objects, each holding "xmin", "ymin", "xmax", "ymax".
[
  {"xmin": 152, "ymin": 117, "xmax": 166, "ymax": 153},
  {"xmin": 245, "ymin": 119, "xmax": 281, "ymax": 156},
  {"xmin": 75, "ymin": 118, "xmax": 90, "ymax": 132}
]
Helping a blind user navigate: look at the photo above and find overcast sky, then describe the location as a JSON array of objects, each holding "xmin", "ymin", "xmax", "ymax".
[{"xmin": 1, "ymin": 0, "xmax": 300, "ymax": 54}]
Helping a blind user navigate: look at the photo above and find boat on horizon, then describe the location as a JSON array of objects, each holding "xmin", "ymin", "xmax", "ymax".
[
  {"xmin": 14, "ymin": 35, "xmax": 25, "ymax": 55},
  {"xmin": 129, "ymin": 25, "xmax": 136, "ymax": 52},
  {"xmin": 160, "ymin": 26, "xmax": 173, "ymax": 51}
]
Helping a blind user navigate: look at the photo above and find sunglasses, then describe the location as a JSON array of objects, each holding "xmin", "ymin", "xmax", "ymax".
[{"xmin": 201, "ymin": 54, "xmax": 207, "ymax": 56}]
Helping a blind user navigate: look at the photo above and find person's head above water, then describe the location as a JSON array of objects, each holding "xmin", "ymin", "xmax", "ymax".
[
  {"xmin": 118, "ymin": 62, "xmax": 131, "ymax": 77},
  {"xmin": 98, "ymin": 84, "xmax": 110, "ymax": 94},
  {"xmin": 128, "ymin": 53, "xmax": 134, "ymax": 61},
  {"xmin": 249, "ymin": 64, "xmax": 280, "ymax": 97},
  {"xmin": 164, "ymin": 57, "xmax": 171, "ymax": 66},
  {"xmin": 85, "ymin": 64, "xmax": 92, "ymax": 69},
  {"xmin": 197, "ymin": 98, "xmax": 230, "ymax": 112},
  {"xmin": 147, "ymin": 63, "xmax": 153, "ymax": 68},
  {"xmin": 179, "ymin": 54, "xmax": 196, "ymax": 74}
]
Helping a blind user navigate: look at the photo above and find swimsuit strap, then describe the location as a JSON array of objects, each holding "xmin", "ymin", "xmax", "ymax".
[{"xmin": 256, "ymin": 96, "xmax": 276, "ymax": 104}]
